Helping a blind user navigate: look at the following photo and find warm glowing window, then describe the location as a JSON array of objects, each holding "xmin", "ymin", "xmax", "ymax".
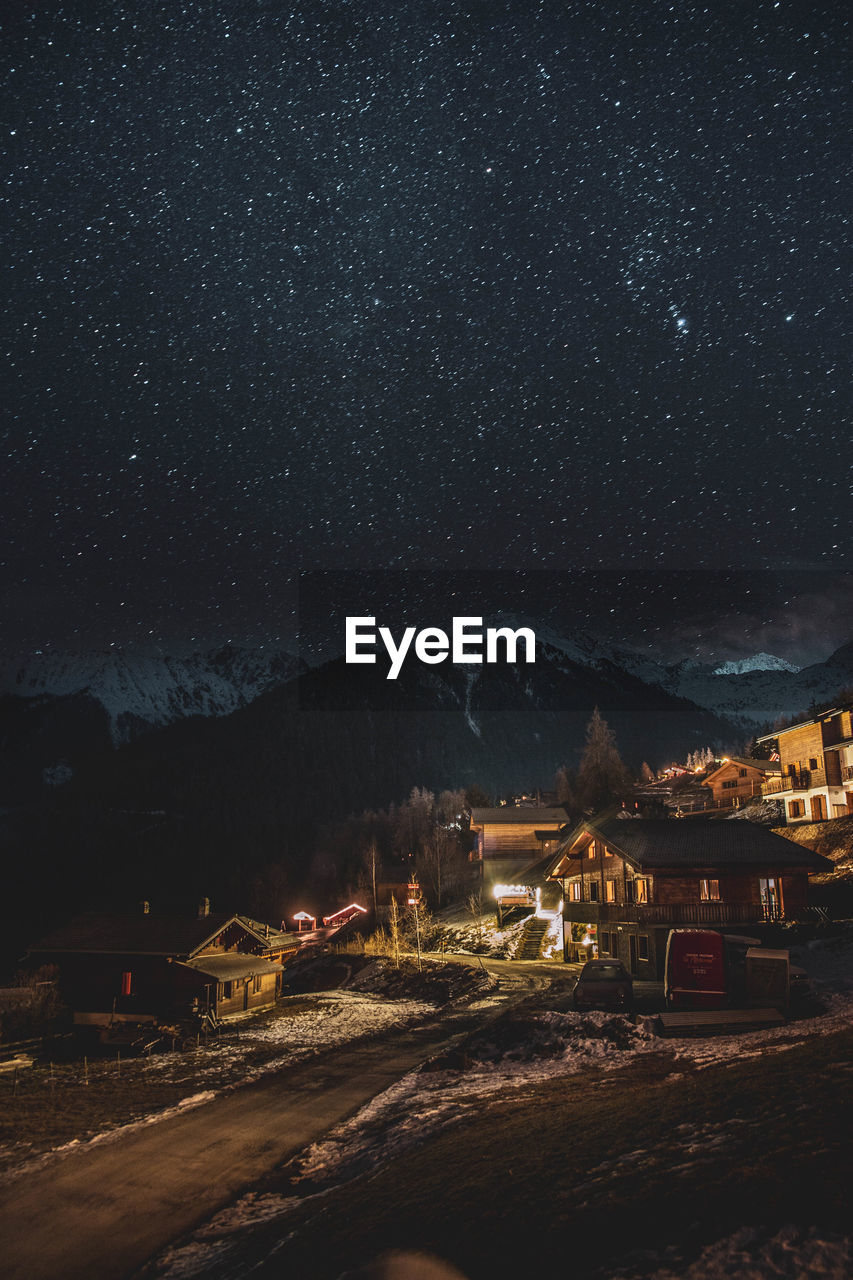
[
  {"xmin": 605, "ymin": 880, "xmax": 616, "ymax": 902},
  {"xmin": 569, "ymin": 882, "xmax": 582, "ymax": 901},
  {"xmin": 635, "ymin": 878, "xmax": 649, "ymax": 904},
  {"xmin": 588, "ymin": 842, "xmax": 597, "ymax": 860},
  {"xmin": 699, "ymin": 878, "xmax": 721, "ymax": 901},
  {"xmin": 120, "ymin": 971, "xmax": 132, "ymax": 997}
]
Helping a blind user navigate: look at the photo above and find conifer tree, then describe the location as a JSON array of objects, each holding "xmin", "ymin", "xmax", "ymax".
[{"xmin": 576, "ymin": 707, "xmax": 632, "ymax": 812}]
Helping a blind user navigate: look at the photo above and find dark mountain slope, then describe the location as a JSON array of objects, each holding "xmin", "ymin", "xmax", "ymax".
[{"xmin": 1, "ymin": 644, "xmax": 738, "ymax": 957}]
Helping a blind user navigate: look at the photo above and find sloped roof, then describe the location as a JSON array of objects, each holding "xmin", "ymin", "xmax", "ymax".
[
  {"xmin": 179, "ymin": 954, "xmax": 283, "ymax": 981},
  {"xmin": 704, "ymin": 757, "xmax": 781, "ymax": 782},
  {"xmin": 470, "ymin": 807, "xmax": 568, "ymax": 826},
  {"xmin": 509, "ymin": 848, "xmax": 568, "ymax": 888},
  {"xmin": 28, "ymin": 913, "xmax": 238, "ymax": 957},
  {"xmin": 235, "ymin": 915, "xmax": 295, "ymax": 950},
  {"xmin": 552, "ymin": 816, "xmax": 832, "ymax": 872}
]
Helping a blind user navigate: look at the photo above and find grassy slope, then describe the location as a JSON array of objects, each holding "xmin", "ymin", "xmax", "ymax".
[
  {"xmin": 774, "ymin": 815, "xmax": 853, "ymax": 882},
  {"xmin": 229, "ymin": 1028, "xmax": 853, "ymax": 1280}
]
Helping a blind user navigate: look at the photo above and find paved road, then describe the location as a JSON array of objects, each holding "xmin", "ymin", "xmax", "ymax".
[{"xmin": 0, "ymin": 968, "xmax": 547, "ymax": 1280}]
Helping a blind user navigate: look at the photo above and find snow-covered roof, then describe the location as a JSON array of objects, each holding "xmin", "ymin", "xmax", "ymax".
[
  {"xmin": 470, "ymin": 807, "xmax": 568, "ymax": 826},
  {"xmin": 550, "ymin": 816, "xmax": 833, "ymax": 873},
  {"xmin": 179, "ymin": 954, "xmax": 283, "ymax": 981}
]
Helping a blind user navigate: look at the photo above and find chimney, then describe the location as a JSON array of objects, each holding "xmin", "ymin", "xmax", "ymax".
[
  {"xmin": 198, "ymin": 896, "xmax": 211, "ymax": 918},
  {"xmin": 140, "ymin": 900, "xmax": 150, "ymax": 915}
]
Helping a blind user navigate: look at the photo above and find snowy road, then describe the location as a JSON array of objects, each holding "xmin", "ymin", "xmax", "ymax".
[{"xmin": 0, "ymin": 984, "xmax": 529, "ymax": 1280}]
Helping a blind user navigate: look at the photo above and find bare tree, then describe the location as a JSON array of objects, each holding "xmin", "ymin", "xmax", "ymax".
[
  {"xmin": 417, "ymin": 824, "xmax": 462, "ymax": 909},
  {"xmin": 394, "ymin": 787, "xmax": 435, "ymax": 859},
  {"xmin": 388, "ymin": 895, "xmax": 401, "ymax": 969},
  {"xmin": 467, "ymin": 890, "xmax": 485, "ymax": 949},
  {"xmin": 361, "ymin": 840, "xmax": 380, "ymax": 918}
]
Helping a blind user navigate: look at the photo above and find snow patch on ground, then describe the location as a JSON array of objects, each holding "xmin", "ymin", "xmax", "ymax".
[
  {"xmin": 0, "ymin": 991, "xmax": 435, "ymax": 1187},
  {"xmin": 142, "ymin": 934, "xmax": 853, "ymax": 1278},
  {"xmin": 432, "ymin": 912, "xmax": 533, "ymax": 959},
  {"xmin": 176, "ymin": 978, "xmax": 853, "ymax": 1249},
  {"xmin": 603, "ymin": 1224, "xmax": 851, "ymax": 1279},
  {"xmin": 0, "ymin": 1088, "xmax": 224, "ymax": 1188}
]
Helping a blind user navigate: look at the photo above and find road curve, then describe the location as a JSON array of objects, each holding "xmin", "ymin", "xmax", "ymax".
[{"xmin": 0, "ymin": 985, "xmax": 532, "ymax": 1280}]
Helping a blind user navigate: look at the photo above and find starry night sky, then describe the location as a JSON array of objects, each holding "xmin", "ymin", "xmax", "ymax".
[{"xmin": 2, "ymin": 1, "xmax": 850, "ymax": 660}]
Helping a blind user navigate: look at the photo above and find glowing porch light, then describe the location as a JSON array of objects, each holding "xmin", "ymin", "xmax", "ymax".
[{"xmin": 493, "ymin": 883, "xmax": 533, "ymax": 899}]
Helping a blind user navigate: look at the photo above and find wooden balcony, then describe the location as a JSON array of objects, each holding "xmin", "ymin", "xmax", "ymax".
[
  {"xmin": 562, "ymin": 901, "xmax": 783, "ymax": 927},
  {"xmin": 762, "ymin": 769, "xmax": 826, "ymax": 796}
]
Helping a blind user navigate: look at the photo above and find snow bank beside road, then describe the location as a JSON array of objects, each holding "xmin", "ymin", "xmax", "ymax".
[
  {"xmin": 205, "ymin": 979, "xmax": 853, "ymax": 1219},
  {"xmin": 0, "ymin": 990, "xmax": 436, "ymax": 1186}
]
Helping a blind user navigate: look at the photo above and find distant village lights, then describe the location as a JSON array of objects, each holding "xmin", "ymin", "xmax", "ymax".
[{"xmin": 345, "ymin": 616, "xmax": 536, "ymax": 679}]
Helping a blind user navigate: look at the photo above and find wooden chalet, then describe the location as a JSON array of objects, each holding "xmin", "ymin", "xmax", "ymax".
[
  {"xmin": 548, "ymin": 816, "xmax": 831, "ymax": 979},
  {"xmin": 757, "ymin": 706, "xmax": 853, "ymax": 822},
  {"xmin": 26, "ymin": 909, "xmax": 295, "ymax": 1029},
  {"xmin": 701, "ymin": 757, "xmax": 781, "ymax": 811},
  {"xmin": 469, "ymin": 806, "xmax": 568, "ymax": 890}
]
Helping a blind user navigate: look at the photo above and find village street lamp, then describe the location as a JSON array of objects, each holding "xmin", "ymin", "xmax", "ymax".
[{"xmin": 407, "ymin": 878, "xmax": 422, "ymax": 972}]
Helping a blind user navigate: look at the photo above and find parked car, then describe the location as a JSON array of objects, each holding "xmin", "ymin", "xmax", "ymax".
[{"xmin": 572, "ymin": 959, "xmax": 634, "ymax": 1013}]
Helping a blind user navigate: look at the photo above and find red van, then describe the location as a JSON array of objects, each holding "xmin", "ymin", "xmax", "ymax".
[{"xmin": 664, "ymin": 929, "xmax": 727, "ymax": 1010}]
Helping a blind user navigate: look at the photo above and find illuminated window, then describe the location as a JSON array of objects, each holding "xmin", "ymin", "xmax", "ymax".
[
  {"xmin": 588, "ymin": 842, "xmax": 597, "ymax": 860},
  {"xmin": 120, "ymin": 971, "xmax": 132, "ymax": 997},
  {"xmin": 635, "ymin": 878, "xmax": 649, "ymax": 904},
  {"xmin": 699, "ymin": 878, "xmax": 721, "ymax": 901},
  {"xmin": 605, "ymin": 880, "xmax": 616, "ymax": 902},
  {"xmin": 569, "ymin": 881, "xmax": 582, "ymax": 901}
]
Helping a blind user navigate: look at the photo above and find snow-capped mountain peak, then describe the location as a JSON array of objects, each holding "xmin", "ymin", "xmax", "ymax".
[
  {"xmin": 712, "ymin": 653, "xmax": 801, "ymax": 676},
  {"xmin": 1, "ymin": 645, "xmax": 305, "ymax": 743}
]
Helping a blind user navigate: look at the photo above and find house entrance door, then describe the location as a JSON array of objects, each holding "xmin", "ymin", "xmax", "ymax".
[
  {"xmin": 759, "ymin": 877, "xmax": 782, "ymax": 920},
  {"xmin": 628, "ymin": 934, "xmax": 638, "ymax": 975}
]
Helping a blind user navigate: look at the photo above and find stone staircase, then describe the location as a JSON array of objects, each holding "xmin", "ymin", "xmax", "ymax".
[{"xmin": 515, "ymin": 915, "xmax": 550, "ymax": 961}]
